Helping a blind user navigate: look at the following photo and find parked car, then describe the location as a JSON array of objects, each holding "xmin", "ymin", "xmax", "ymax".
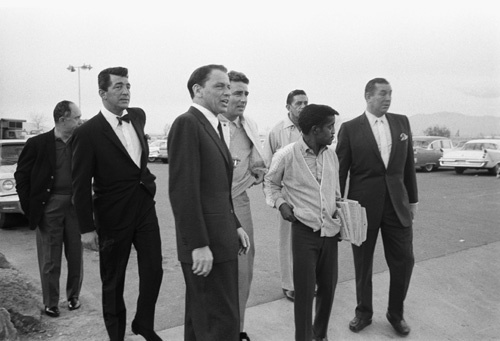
[
  {"xmin": 412, "ymin": 136, "xmax": 454, "ymax": 172},
  {"xmin": 439, "ymin": 139, "xmax": 500, "ymax": 175},
  {"xmin": 148, "ymin": 139, "xmax": 168, "ymax": 163},
  {"xmin": 0, "ymin": 139, "xmax": 26, "ymax": 228}
]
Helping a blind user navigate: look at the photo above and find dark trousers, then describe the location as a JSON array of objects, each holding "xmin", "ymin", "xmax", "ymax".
[
  {"xmin": 352, "ymin": 196, "xmax": 414, "ymax": 321},
  {"xmin": 98, "ymin": 188, "xmax": 163, "ymax": 341},
  {"xmin": 181, "ymin": 259, "xmax": 239, "ymax": 341},
  {"xmin": 37, "ymin": 194, "xmax": 83, "ymax": 308},
  {"xmin": 292, "ymin": 220, "xmax": 339, "ymax": 341}
]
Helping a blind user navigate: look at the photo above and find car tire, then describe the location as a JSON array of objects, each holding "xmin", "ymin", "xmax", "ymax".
[
  {"xmin": 487, "ymin": 166, "xmax": 497, "ymax": 175},
  {"xmin": 161, "ymin": 158, "xmax": 168, "ymax": 164},
  {"xmin": 148, "ymin": 157, "xmax": 156, "ymax": 162},
  {"xmin": 422, "ymin": 164, "xmax": 434, "ymax": 172},
  {"xmin": 455, "ymin": 167, "xmax": 466, "ymax": 174}
]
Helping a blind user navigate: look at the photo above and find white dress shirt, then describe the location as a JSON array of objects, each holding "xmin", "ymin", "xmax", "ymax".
[
  {"xmin": 191, "ymin": 103, "xmax": 221, "ymax": 138},
  {"xmin": 365, "ymin": 111, "xmax": 392, "ymax": 167},
  {"xmin": 101, "ymin": 107, "xmax": 142, "ymax": 168}
]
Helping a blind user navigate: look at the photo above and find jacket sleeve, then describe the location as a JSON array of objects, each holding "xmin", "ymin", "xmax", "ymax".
[
  {"xmin": 71, "ymin": 126, "xmax": 97, "ymax": 233},
  {"xmin": 168, "ymin": 116, "xmax": 210, "ymax": 251},
  {"xmin": 403, "ymin": 116, "xmax": 418, "ymax": 204},
  {"xmin": 14, "ymin": 138, "xmax": 36, "ymax": 215},
  {"xmin": 335, "ymin": 123, "xmax": 352, "ymax": 197}
]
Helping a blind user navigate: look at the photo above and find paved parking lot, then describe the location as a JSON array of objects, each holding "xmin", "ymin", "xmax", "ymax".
[{"xmin": 1, "ymin": 166, "xmax": 499, "ymax": 334}]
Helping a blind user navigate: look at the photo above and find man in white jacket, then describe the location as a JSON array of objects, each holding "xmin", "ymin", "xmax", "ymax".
[{"xmin": 218, "ymin": 70, "xmax": 267, "ymax": 341}]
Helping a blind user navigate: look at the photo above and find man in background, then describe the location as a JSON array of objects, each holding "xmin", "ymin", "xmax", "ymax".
[
  {"xmin": 263, "ymin": 89, "xmax": 308, "ymax": 301},
  {"xmin": 218, "ymin": 70, "xmax": 267, "ymax": 341},
  {"xmin": 72, "ymin": 67, "xmax": 163, "ymax": 341},
  {"xmin": 15, "ymin": 100, "xmax": 83, "ymax": 318},
  {"xmin": 336, "ymin": 78, "xmax": 418, "ymax": 336}
]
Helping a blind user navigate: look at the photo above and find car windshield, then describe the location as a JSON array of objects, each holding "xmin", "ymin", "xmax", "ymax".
[
  {"xmin": 413, "ymin": 140, "xmax": 430, "ymax": 148},
  {"xmin": 0, "ymin": 142, "xmax": 25, "ymax": 166},
  {"xmin": 463, "ymin": 143, "xmax": 500, "ymax": 151}
]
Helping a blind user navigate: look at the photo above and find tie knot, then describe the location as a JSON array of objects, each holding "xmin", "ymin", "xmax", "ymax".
[{"xmin": 117, "ymin": 115, "xmax": 130, "ymax": 125}]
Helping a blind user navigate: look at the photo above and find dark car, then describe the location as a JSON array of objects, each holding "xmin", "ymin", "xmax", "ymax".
[{"xmin": 413, "ymin": 136, "xmax": 454, "ymax": 172}]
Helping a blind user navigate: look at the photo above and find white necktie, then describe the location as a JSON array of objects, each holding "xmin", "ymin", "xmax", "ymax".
[{"xmin": 376, "ymin": 118, "xmax": 390, "ymax": 167}]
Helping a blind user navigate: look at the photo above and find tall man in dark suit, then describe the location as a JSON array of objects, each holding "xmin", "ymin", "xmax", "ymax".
[
  {"xmin": 72, "ymin": 67, "xmax": 163, "ymax": 341},
  {"xmin": 168, "ymin": 64, "xmax": 250, "ymax": 341},
  {"xmin": 336, "ymin": 78, "xmax": 418, "ymax": 336},
  {"xmin": 15, "ymin": 100, "xmax": 83, "ymax": 318}
]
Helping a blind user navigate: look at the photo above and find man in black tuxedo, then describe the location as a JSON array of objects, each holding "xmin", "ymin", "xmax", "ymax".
[
  {"xmin": 168, "ymin": 64, "xmax": 250, "ymax": 341},
  {"xmin": 72, "ymin": 67, "xmax": 163, "ymax": 341},
  {"xmin": 336, "ymin": 78, "xmax": 418, "ymax": 336},
  {"xmin": 15, "ymin": 100, "xmax": 83, "ymax": 318}
]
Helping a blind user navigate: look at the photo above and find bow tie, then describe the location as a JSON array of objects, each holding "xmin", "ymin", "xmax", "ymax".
[{"xmin": 116, "ymin": 115, "xmax": 131, "ymax": 125}]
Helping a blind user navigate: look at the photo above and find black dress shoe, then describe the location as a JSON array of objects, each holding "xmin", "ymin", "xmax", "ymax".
[
  {"xmin": 349, "ymin": 316, "xmax": 372, "ymax": 332},
  {"xmin": 131, "ymin": 320, "xmax": 163, "ymax": 341},
  {"xmin": 386, "ymin": 312, "xmax": 411, "ymax": 336},
  {"xmin": 44, "ymin": 306, "xmax": 60, "ymax": 318},
  {"xmin": 282, "ymin": 288, "xmax": 295, "ymax": 301},
  {"xmin": 240, "ymin": 331, "xmax": 251, "ymax": 340},
  {"xmin": 68, "ymin": 297, "xmax": 81, "ymax": 310}
]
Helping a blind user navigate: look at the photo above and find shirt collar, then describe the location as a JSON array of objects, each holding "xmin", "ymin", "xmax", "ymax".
[
  {"xmin": 218, "ymin": 115, "xmax": 242, "ymax": 128},
  {"xmin": 192, "ymin": 103, "xmax": 219, "ymax": 131},
  {"xmin": 284, "ymin": 115, "xmax": 298, "ymax": 129},
  {"xmin": 298, "ymin": 137, "xmax": 328, "ymax": 155},
  {"xmin": 101, "ymin": 106, "xmax": 129, "ymax": 128},
  {"xmin": 365, "ymin": 110, "xmax": 386, "ymax": 126}
]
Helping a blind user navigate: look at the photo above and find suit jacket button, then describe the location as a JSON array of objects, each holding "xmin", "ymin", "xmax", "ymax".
[
  {"xmin": 230, "ymin": 209, "xmax": 234, "ymax": 214},
  {"xmin": 46, "ymin": 189, "xmax": 51, "ymax": 192}
]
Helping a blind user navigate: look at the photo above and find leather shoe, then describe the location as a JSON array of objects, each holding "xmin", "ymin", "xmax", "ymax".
[
  {"xmin": 131, "ymin": 320, "xmax": 163, "ymax": 341},
  {"xmin": 240, "ymin": 331, "xmax": 251, "ymax": 340},
  {"xmin": 349, "ymin": 316, "xmax": 372, "ymax": 332},
  {"xmin": 282, "ymin": 288, "xmax": 295, "ymax": 302},
  {"xmin": 386, "ymin": 312, "xmax": 411, "ymax": 336},
  {"xmin": 68, "ymin": 297, "xmax": 81, "ymax": 310},
  {"xmin": 44, "ymin": 306, "xmax": 60, "ymax": 318}
]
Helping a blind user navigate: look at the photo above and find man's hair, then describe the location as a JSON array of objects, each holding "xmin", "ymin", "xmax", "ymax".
[
  {"xmin": 365, "ymin": 78, "xmax": 389, "ymax": 96},
  {"xmin": 98, "ymin": 67, "xmax": 128, "ymax": 91},
  {"xmin": 53, "ymin": 100, "xmax": 74, "ymax": 123},
  {"xmin": 228, "ymin": 70, "xmax": 249, "ymax": 84},
  {"xmin": 187, "ymin": 64, "xmax": 228, "ymax": 99},
  {"xmin": 298, "ymin": 104, "xmax": 339, "ymax": 134},
  {"xmin": 286, "ymin": 89, "xmax": 307, "ymax": 105}
]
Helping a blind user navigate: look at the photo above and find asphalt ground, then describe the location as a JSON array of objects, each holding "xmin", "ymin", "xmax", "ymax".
[{"xmin": 1, "ymin": 165, "xmax": 499, "ymax": 340}]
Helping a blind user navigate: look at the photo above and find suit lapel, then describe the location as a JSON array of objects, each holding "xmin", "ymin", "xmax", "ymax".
[
  {"xmin": 190, "ymin": 107, "xmax": 232, "ymax": 168},
  {"xmin": 47, "ymin": 129, "xmax": 57, "ymax": 170},
  {"xmin": 385, "ymin": 113, "xmax": 401, "ymax": 168},
  {"xmin": 359, "ymin": 114, "xmax": 385, "ymax": 166},
  {"xmin": 129, "ymin": 111, "xmax": 147, "ymax": 168},
  {"xmin": 97, "ymin": 112, "xmax": 132, "ymax": 160}
]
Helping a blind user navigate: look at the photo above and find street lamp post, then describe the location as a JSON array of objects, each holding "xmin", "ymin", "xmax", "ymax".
[{"xmin": 67, "ymin": 64, "xmax": 92, "ymax": 109}]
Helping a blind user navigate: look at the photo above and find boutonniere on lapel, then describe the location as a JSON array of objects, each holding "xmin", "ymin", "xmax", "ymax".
[{"xmin": 400, "ymin": 133, "xmax": 408, "ymax": 141}]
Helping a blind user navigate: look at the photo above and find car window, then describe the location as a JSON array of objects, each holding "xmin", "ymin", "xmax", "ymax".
[
  {"xmin": 413, "ymin": 140, "xmax": 429, "ymax": 148},
  {"xmin": 430, "ymin": 141, "xmax": 441, "ymax": 150},
  {"xmin": 0, "ymin": 143, "xmax": 25, "ymax": 166},
  {"xmin": 442, "ymin": 140, "xmax": 452, "ymax": 148}
]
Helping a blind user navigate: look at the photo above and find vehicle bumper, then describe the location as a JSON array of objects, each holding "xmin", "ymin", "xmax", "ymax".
[
  {"xmin": 439, "ymin": 160, "xmax": 489, "ymax": 168},
  {"xmin": 0, "ymin": 195, "xmax": 23, "ymax": 214}
]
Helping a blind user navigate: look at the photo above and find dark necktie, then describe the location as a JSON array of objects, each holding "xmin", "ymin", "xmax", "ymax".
[
  {"xmin": 117, "ymin": 115, "xmax": 130, "ymax": 125},
  {"xmin": 217, "ymin": 121, "xmax": 225, "ymax": 143}
]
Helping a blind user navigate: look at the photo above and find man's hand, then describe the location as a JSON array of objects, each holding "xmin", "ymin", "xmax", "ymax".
[
  {"xmin": 237, "ymin": 227, "xmax": 251, "ymax": 255},
  {"xmin": 279, "ymin": 203, "xmax": 296, "ymax": 222},
  {"xmin": 192, "ymin": 246, "xmax": 213, "ymax": 277},
  {"xmin": 410, "ymin": 204, "xmax": 418, "ymax": 223},
  {"xmin": 81, "ymin": 231, "xmax": 99, "ymax": 252}
]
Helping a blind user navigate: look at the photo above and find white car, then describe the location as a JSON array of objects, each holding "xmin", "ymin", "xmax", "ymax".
[
  {"xmin": 439, "ymin": 139, "xmax": 500, "ymax": 175},
  {"xmin": 148, "ymin": 139, "xmax": 168, "ymax": 163},
  {"xmin": 0, "ymin": 139, "xmax": 26, "ymax": 228}
]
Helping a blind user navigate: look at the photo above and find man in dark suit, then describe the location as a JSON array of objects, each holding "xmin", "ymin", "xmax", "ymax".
[
  {"xmin": 72, "ymin": 67, "xmax": 163, "ymax": 341},
  {"xmin": 336, "ymin": 78, "xmax": 418, "ymax": 336},
  {"xmin": 168, "ymin": 64, "xmax": 250, "ymax": 341},
  {"xmin": 15, "ymin": 100, "xmax": 83, "ymax": 318}
]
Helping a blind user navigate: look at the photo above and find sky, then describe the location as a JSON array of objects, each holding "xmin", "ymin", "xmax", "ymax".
[{"xmin": 1, "ymin": 0, "xmax": 499, "ymax": 134}]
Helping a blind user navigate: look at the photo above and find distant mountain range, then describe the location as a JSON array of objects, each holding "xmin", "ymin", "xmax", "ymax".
[{"xmin": 409, "ymin": 112, "xmax": 500, "ymax": 138}]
